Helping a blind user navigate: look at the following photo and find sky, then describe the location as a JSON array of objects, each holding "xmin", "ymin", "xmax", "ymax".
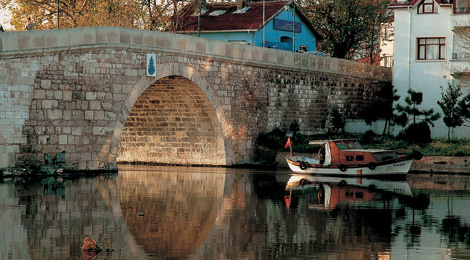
[{"xmin": 0, "ymin": 7, "xmax": 13, "ymax": 30}]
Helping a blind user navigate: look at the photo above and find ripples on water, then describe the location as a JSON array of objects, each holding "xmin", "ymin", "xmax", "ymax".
[{"xmin": 1, "ymin": 165, "xmax": 470, "ymax": 260}]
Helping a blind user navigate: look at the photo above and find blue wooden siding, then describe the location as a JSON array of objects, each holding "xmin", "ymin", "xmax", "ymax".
[
  {"xmin": 253, "ymin": 9, "xmax": 317, "ymax": 52},
  {"xmin": 195, "ymin": 8, "xmax": 316, "ymax": 52}
]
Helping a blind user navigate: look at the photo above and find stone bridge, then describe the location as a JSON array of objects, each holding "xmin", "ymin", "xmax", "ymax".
[{"xmin": 0, "ymin": 27, "xmax": 391, "ymax": 171}]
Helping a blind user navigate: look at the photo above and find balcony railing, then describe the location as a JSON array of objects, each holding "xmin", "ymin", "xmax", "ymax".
[
  {"xmin": 452, "ymin": 52, "xmax": 470, "ymax": 60},
  {"xmin": 454, "ymin": 7, "xmax": 470, "ymax": 14}
]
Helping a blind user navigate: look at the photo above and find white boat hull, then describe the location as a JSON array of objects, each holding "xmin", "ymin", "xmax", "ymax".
[{"xmin": 286, "ymin": 157, "xmax": 413, "ymax": 176}]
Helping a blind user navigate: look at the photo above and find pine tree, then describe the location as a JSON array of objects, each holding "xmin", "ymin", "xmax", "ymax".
[{"xmin": 437, "ymin": 83, "xmax": 464, "ymax": 141}]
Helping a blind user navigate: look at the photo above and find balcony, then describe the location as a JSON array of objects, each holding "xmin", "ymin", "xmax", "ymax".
[
  {"xmin": 452, "ymin": 52, "xmax": 470, "ymax": 60},
  {"xmin": 454, "ymin": 7, "xmax": 470, "ymax": 14}
]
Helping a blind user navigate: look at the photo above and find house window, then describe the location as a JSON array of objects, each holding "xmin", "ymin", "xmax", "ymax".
[
  {"xmin": 417, "ymin": 0, "xmax": 437, "ymax": 13},
  {"xmin": 417, "ymin": 37, "xmax": 445, "ymax": 60},
  {"xmin": 454, "ymin": 0, "xmax": 470, "ymax": 14}
]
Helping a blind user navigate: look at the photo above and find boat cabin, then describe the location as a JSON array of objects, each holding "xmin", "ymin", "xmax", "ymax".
[{"xmin": 310, "ymin": 139, "xmax": 400, "ymax": 166}]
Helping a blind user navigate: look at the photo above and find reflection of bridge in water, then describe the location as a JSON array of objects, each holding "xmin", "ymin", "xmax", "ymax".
[{"xmin": 6, "ymin": 170, "xmax": 470, "ymax": 259}]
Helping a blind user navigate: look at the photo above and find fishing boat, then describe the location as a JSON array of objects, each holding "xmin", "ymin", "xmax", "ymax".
[{"xmin": 285, "ymin": 139, "xmax": 421, "ymax": 176}]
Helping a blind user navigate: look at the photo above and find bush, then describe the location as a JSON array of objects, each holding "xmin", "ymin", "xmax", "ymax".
[
  {"xmin": 361, "ymin": 130, "xmax": 377, "ymax": 144},
  {"xmin": 398, "ymin": 122, "xmax": 432, "ymax": 144},
  {"xmin": 257, "ymin": 127, "xmax": 286, "ymax": 150}
]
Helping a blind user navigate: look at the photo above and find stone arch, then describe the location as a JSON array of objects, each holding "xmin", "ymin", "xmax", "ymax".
[{"xmin": 110, "ymin": 62, "xmax": 230, "ymax": 166}]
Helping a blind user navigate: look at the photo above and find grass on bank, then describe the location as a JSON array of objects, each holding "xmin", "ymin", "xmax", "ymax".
[{"xmin": 256, "ymin": 129, "xmax": 470, "ymax": 159}]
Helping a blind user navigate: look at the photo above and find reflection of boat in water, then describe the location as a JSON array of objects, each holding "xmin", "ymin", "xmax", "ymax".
[
  {"xmin": 284, "ymin": 174, "xmax": 419, "ymax": 210},
  {"xmin": 286, "ymin": 139, "xmax": 420, "ymax": 176}
]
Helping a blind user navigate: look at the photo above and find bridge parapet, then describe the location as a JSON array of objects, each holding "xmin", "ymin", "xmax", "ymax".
[{"xmin": 0, "ymin": 27, "xmax": 390, "ymax": 81}]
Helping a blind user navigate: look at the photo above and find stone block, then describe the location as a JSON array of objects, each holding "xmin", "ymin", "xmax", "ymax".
[
  {"xmin": 47, "ymin": 110, "xmax": 62, "ymax": 120},
  {"xmin": 85, "ymin": 111, "xmax": 94, "ymax": 120},
  {"xmin": 94, "ymin": 110, "xmax": 105, "ymax": 120},
  {"xmin": 0, "ymin": 152, "xmax": 16, "ymax": 167},
  {"xmin": 17, "ymin": 33, "xmax": 31, "ymax": 50},
  {"xmin": 86, "ymin": 92, "xmax": 97, "ymax": 100},
  {"xmin": 131, "ymin": 31, "xmax": 143, "ymax": 46},
  {"xmin": 120, "ymin": 29, "xmax": 131, "ymax": 44},
  {"xmin": 54, "ymin": 91, "xmax": 63, "ymax": 99},
  {"xmin": 45, "ymin": 32, "xmax": 58, "ymax": 48},
  {"xmin": 90, "ymin": 101, "xmax": 101, "ymax": 110},
  {"xmin": 42, "ymin": 100, "xmax": 54, "ymax": 109},
  {"xmin": 63, "ymin": 127, "xmax": 72, "ymax": 134},
  {"xmin": 63, "ymin": 110, "xmax": 72, "ymax": 120},
  {"xmin": 32, "ymin": 33, "xmax": 46, "ymax": 49},
  {"xmin": 58, "ymin": 135, "xmax": 68, "ymax": 145}
]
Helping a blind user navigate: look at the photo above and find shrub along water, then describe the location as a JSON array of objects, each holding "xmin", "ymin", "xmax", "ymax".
[{"xmin": 256, "ymin": 128, "xmax": 470, "ymax": 160}]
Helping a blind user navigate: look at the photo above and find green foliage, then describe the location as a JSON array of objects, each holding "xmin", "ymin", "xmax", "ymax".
[
  {"xmin": 457, "ymin": 91, "xmax": 470, "ymax": 128},
  {"xmin": 437, "ymin": 82, "xmax": 464, "ymax": 141},
  {"xmin": 398, "ymin": 122, "xmax": 432, "ymax": 144},
  {"xmin": 289, "ymin": 121, "xmax": 300, "ymax": 136},
  {"xmin": 361, "ymin": 85, "xmax": 401, "ymax": 135},
  {"xmin": 396, "ymin": 89, "xmax": 440, "ymax": 127},
  {"xmin": 300, "ymin": 0, "xmax": 392, "ymax": 59},
  {"xmin": 257, "ymin": 127, "xmax": 470, "ymax": 157},
  {"xmin": 414, "ymin": 138, "xmax": 470, "ymax": 156},
  {"xmin": 0, "ymin": 0, "xmax": 185, "ymax": 31},
  {"xmin": 327, "ymin": 105, "xmax": 344, "ymax": 135},
  {"xmin": 257, "ymin": 127, "xmax": 286, "ymax": 150}
]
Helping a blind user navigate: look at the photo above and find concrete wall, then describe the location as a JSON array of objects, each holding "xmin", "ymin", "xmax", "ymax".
[{"xmin": 0, "ymin": 27, "xmax": 391, "ymax": 170}]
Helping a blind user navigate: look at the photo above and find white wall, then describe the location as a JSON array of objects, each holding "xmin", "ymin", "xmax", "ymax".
[{"xmin": 392, "ymin": 5, "xmax": 470, "ymax": 138}]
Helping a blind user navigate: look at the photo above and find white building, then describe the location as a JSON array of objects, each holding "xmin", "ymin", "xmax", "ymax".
[{"xmin": 389, "ymin": 0, "xmax": 470, "ymax": 138}]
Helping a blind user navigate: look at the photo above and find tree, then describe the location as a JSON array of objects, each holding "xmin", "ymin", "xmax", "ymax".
[
  {"xmin": 0, "ymin": 0, "xmax": 157, "ymax": 30},
  {"xmin": 396, "ymin": 89, "xmax": 440, "ymax": 127},
  {"xmin": 300, "ymin": 0, "xmax": 392, "ymax": 60},
  {"xmin": 141, "ymin": 0, "xmax": 194, "ymax": 31},
  {"xmin": 396, "ymin": 89, "xmax": 440, "ymax": 144},
  {"xmin": 437, "ymin": 82, "xmax": 464, "ymax": 141},
  {"xmin": 457, "ymin": 92, "xmax": 470, "ymax": 128}
]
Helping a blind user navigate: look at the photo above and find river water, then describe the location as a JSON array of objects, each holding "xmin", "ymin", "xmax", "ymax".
[{"xmin": 1, "ymin": 165, "xmax": 470, "ymax": 260}]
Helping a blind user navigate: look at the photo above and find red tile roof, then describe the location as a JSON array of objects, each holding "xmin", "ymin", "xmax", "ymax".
[
  {"xmin": 175, "ymin": 0, "xmax": 320, "ymax": 38},
  {"xmin": 389, "ymin": 0, "xmax": 451, "ymax": 8},
  {"xmin": 176, "ymin": 1, "xmax": 288, "ymax": 32}
]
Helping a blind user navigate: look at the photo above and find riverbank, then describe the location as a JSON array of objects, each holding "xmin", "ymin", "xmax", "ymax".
[
  {"xmin": 275, "ymin": 152, "xmax": 470, "ymax": 174},
  {"xmin": 2, "ymin": 154, "xmax": 470, "ymax": 176}
]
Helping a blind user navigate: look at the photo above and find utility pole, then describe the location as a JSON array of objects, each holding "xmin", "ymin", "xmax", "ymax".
[
  {"xmin": 57, "ymin": 0, "xmax": 60, "ymax": 29},
  {"xmin": 263, "ymin": 0, "xmax": 265, "ymax": 47},
  {"xmin": 292, "ymin": 5, "xmax": 295, "ymax": 52}
]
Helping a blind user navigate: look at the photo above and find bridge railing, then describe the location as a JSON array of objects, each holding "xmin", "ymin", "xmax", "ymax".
[{"xmin": 0, "ymin": 26, "xmax": 391, "ymax": 81}]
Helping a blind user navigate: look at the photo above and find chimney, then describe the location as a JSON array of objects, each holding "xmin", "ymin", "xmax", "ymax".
[{"xmin": 237, "ymin": 0, "xmax": 245, "ymax": 10}]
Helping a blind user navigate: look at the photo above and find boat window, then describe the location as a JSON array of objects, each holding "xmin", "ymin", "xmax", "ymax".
[
  {"xmin": 356, "ymin": 155, "xmax": 364, "ymax": 161},
  {"xmin": 335, "ymin": 140, "xmax": 363, "ymax": 150},
  {"xmin": 337, "ymin": 143, "xmax": 349, "ymax": 150},
  {"xmin": 353, "ymin": 141, "xmax": 363, "ymax": 149},
  {"xmin": 346, "ymin": 155, "xmax": 354, "ymax": 161},
  {"xmin": 373, "ymin": 152, "xmax": 398, "ymax": 161}
]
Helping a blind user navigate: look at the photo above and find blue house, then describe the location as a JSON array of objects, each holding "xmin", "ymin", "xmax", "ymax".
[{"xmin": 175, "ymin": 0, "xmax": 321, "ymax": 53}]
